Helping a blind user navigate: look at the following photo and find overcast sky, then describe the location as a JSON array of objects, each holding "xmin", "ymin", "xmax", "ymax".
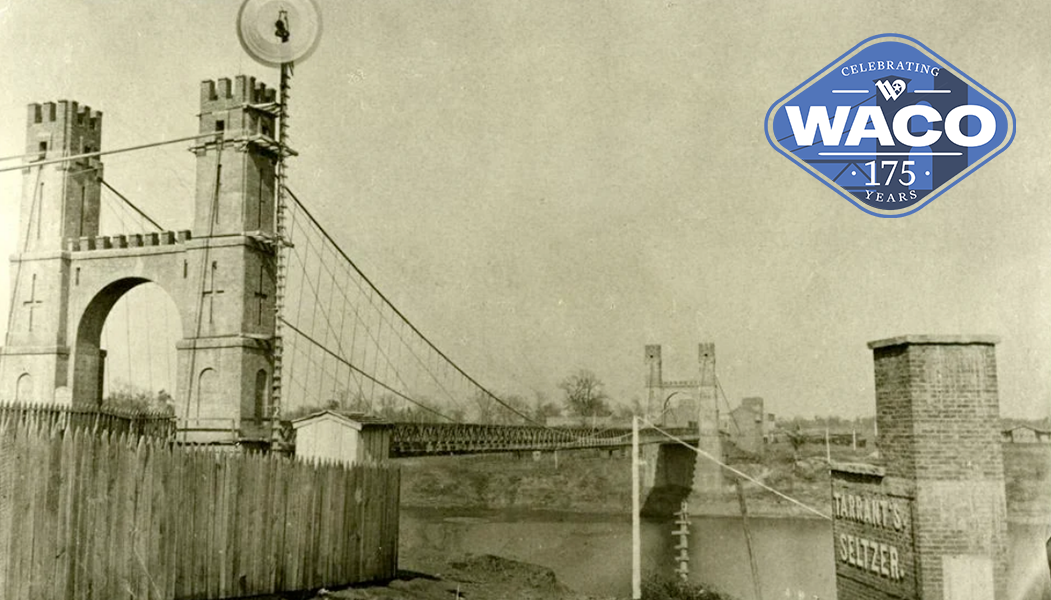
[{"xmin": 0, "ymin": 0, "xmax": 1049, "ymax": 419}]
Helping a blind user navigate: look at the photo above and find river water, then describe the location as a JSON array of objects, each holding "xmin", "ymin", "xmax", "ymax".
[{"xmin": 401, "ymin": 507, "xmax": 1051, "ymax": 600}]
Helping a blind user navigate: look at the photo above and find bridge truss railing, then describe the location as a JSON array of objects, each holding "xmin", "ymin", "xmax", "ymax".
[{"xmin": 390, "ymin": 422, "xmax": 699, "ymax": 457}]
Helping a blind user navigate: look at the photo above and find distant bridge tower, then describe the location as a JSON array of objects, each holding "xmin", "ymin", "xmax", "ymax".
[
  {"xmin": 644, "ymin": 344, "xmax": 663, "ymax": 420},
  {"xmin": 694, "ymin": 342, "xmax": 722, "ymax": 491},
  {"xmin": 642, "ymin": 343, "xmax": 724, "ymax": 495},
  {"xmin": 0, "ymin": 76, "xmax": 280, "ymax": 442},
  {"xmin": 644, "ymin": 343, "xmax": 702, "ymax": 427}
]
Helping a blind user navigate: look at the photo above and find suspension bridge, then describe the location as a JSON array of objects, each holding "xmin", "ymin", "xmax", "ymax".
[{"xmin": 0, "ymin": 76, "xmax": 712, "ymax": 462}]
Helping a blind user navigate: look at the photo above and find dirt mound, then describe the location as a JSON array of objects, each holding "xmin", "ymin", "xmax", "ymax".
[
  {"xmin": 448, "ymin": 554, "xmax": 563, "ymax": 589},
  {"xmin": 316, "ymin": 554, "xmax": 591, "ymax": 600}
]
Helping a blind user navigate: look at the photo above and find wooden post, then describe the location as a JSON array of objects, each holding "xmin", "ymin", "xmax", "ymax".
[
  {"xmin": 673, "ymin": 501, "xmax": 690, "ymax": 581},
  {"xmin": 631, "ymin": 416, "xmax": 641, "ymax": 600},
  {"xmin": 824, "ymin": 427, "xmax": 831, "ymax": 463},
  {"xmin": 736, "ymin": 479, "xmax": 763, "ymax": 600},
  {"xmin": 1046, "ymin": 535, "xmax": 1051, "ymax": 585}
]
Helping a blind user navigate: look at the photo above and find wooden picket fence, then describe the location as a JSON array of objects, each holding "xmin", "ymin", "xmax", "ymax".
[
  {"xmin": 0, "ymin": 401, "xmax": 177, "ymax": 440},
  {"xmin": 0, "ymin": 416, "xmax": 399, "ymax": 600}
]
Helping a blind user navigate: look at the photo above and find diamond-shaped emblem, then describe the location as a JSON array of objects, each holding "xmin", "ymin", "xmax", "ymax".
[{"xmin": 766, "ymin": 34, "xmax": 1015, "ymax": 217}]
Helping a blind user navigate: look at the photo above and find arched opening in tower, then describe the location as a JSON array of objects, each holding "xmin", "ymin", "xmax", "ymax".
[{"xmin": 74, "ymin": 279, "xmax": 182, "ymax": 413}]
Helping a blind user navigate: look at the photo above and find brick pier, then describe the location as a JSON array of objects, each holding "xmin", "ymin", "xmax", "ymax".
[{"xmin": 832, "ymin": 335, "xmax": 1007, "ymax": 600}]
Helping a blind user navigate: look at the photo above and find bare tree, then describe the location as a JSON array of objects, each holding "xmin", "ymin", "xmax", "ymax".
[
  {"xmin": 103, "ymin": 382, "xmax": 175, "ymax": 415},
  {"xmin": 532, "ymin": 391, "xmax": 562, "ymax": 424},
  {"xmin": 558, "ymin": 369, "xmax": 612, "ymax": 419},
  {"xmin": 616, "ymin": 396, "xmax": 643, "ymax": 420},
  {"xmin": 471, "ymin": 390, "xmax": 531, "ymax": 425},
  {"xmin": 333, "ymin": 388, "xmax": 371, "ymax": 413},
  {"xmin": 491, "ymin": 393, "xmax": 531, "ymax": 425},
  {"xmin": 471, "ymin": 389, "xmax": 498, "ymax": 424}
]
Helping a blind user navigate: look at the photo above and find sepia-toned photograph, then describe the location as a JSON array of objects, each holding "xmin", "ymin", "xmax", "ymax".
[{"xmin": 0, "ymin": 1, "xmax": 1048, "ymax": 599}]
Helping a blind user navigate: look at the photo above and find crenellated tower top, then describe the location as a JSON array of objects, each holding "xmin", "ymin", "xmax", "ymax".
[
  {"xmin": 192, "ymin": 75, "xmax": 281, "ymax": 237},
  {"xmin": 19, "ymin": 100, "xmax": 104, "ymax": 252},
  {"xmin": 25, "ymin": 100, "xmax": 103, "ymax": 158}
]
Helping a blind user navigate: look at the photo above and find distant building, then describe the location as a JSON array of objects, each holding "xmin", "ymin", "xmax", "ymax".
[
  {"xmin": 1001, "ymin": 425, "xmax": 1051, "ymax": 444},
  {"xmin": 720, "ymin": 397, "xmax": 776, "ymax": 454},
  {"xmin": 292, "ymin": 410, "xmax": 392, "ymax": 466}
]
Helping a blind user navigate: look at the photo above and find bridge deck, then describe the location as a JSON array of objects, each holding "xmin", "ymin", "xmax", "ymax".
[{"xmin": 390, "ymin": 422, "xmax": 699, "ymax": 457}]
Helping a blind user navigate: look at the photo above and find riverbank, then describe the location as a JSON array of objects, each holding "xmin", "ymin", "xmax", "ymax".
[
  {"xmin": 398, "ymin": 442, "xmax": 1051, "ymax": 523},
  {"xmin": 311, "ymin": 554, "xmax": 599, "ymax": 600},
  {"xmin": 310, "ymin": 553, "xmax": 734, "ymax": 600}
]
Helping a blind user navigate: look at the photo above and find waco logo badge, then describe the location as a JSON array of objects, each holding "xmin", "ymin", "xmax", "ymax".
[{"xmin": 765, "ymin": 34, "xmax": 1015, "ymax": 217}]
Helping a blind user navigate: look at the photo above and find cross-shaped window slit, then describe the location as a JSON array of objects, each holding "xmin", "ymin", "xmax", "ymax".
[
  {"xmin": 203, "ymin": 261, "xmax": 224, "ymax": 324},
  {"xmin": 257, "ymin": 176, "xmax": 265, "ymax": 230},
  {"xmin": 24, "ymin": 274, "xmax": 43, "ymax": 332}
]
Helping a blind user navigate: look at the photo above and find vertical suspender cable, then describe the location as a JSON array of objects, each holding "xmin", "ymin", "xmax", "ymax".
[
  {"xmin": 4, "ymin": 166, "xmax": 45, "ymax": 347},
  {"xmin": 123, "ymin": 294, "xmax": 133, "ymax": 386},
  {"xmin": 144, "ymin": 296, "xmax": 155, "ymax": 395},
  {"xmin": 163, "ymin": 299, "xmax": 173, "ymax": 397}
]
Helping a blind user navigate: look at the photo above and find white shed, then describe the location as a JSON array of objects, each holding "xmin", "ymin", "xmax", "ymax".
[{"xmin": 292, "ymin": 410, "xmax": 391, "ymax": 466}]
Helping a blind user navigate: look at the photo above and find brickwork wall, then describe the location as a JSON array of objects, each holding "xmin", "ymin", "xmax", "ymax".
[
  {"xmin": 863, "ymin": 336, "xmax": 1007, "ymax": 600},
  {"xmin": 838, "ymin": 575, "xmax": 901, "ymax": 600},
  {"xmin": 905, "ymin": 344, "xmax": 1004, "ymax": 480},
  {"xmin": 873, "ymin": 344, "xmax": 915, "ymax": 480}
]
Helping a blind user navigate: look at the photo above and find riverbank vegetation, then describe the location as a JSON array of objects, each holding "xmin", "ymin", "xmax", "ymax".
[
  {"xmin": 641, "ymin": 576, "xmax": 733, "ymax": 600},
  {"xmin": 399, "ymin": 440, "xmax": 1051, "ymax": 523}
]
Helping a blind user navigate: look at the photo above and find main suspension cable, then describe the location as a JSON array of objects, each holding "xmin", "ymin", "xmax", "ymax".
[
  {"xmin": 0, "ymin": 132, "xmax": 221, "ymax": 174},
  {"xmin": 98, "ymin": 178, "xmax": 165, "ymax": 231},
  {"xmin": 280, "ymin": 317, "xmax": 456, "ymax": 422},
  {"xmin": 284, "ymin": 186, "xmax": 537, "ymax": 424}
]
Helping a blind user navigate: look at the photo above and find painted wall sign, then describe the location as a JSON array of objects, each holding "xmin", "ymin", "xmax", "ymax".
[
  {"xmin": 832, "ymin": 491, "xmax": 909, "ymax": 580},
  {"xmin": 765, "ymin": 34, "xmax": 1015, "ymax": 217},
  {"xmin": 831, "ymin": 478, "xmax": 917, "ymax": 598}
]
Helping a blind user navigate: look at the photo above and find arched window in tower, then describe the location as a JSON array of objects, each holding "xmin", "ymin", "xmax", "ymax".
[
  {"xmin": 15, "ymin": 373, "xmax": 33, "ymax": 402},
  {"xmin": 196, "ymin": 368, "xmax": 218, "ymax": 421},
  {"xmin": 254, "ymin": 369, "xmax": 268, "ymax": 423}
]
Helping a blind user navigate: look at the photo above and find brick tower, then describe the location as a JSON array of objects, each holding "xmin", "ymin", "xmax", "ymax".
[
  {"xmin": 193, "ymin": 76, "xmax": 278, "ymax": 236},
  {"xmin": 177, "ymin": 75, "xmax": 280, "ymax": 439},
  {"xmin": 0, "ymin": 101, "xmax": 104, "ymax": 402},
  {"xmin": 645, "ymin": 344, "xmax": 662, "ymax": 418},
  {"xmin": 693, "ymin": 343, "xmax": 723, "ymax": 492},
  {"xmin": 0, "ymin": 76, "xmax": 281, "ymax": 443},
  {"xmin": 831, "ymin": 335, "xmax": 1007, "ymax": 600}
]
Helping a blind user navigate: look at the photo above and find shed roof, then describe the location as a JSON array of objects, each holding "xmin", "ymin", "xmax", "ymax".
[
  {"xmin": 291, "ymin": 410, "xmax": 392, "ymax": 431},
  {"xmin": 1003, "ymin": 425, "xmax": 1051, "ymax": 434}
]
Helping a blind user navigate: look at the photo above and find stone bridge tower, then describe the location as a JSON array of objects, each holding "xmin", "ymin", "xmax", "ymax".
[
  {"xmin": 0, "ymin": 76, "xmax": 280, "ymax": 442},
  {"xmin": 641, "ymin": 343, "xmax": 724, "ymax": 513}
]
